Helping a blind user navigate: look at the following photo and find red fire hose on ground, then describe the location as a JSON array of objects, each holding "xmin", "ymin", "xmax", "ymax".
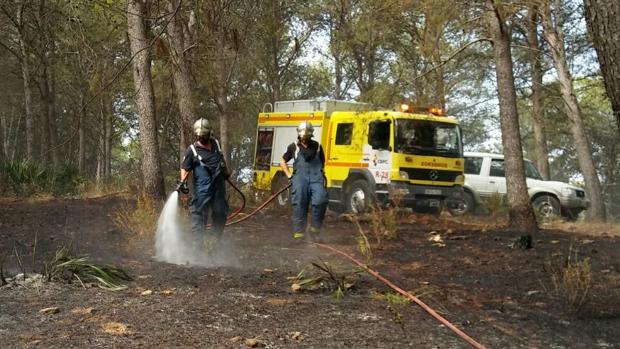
[
  {"xmin": 314, "ymin": 242, "xmax": 487, "ymax": 349},
  {"xmin": 188, "ymin": 179, "xmax": 486, "ymax": 349}
]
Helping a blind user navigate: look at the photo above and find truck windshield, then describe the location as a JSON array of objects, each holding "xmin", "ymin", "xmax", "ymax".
[{"xmin": 395, "ymin": 119, "xmax": 462, "ymax": 158}]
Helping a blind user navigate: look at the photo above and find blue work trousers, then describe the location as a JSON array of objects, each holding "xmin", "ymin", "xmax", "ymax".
[
  {"xmin": 291, "ymin": 180, "xmax": 328, "ymax": 233},
  {"xmin": 190, "ymin": 175, "xmax": 228, "ymax": 241}
]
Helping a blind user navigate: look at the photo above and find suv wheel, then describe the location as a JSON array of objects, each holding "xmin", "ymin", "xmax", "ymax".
[{"xmin": 532, "ymin": 195, "xmax": 560, "ymax": 219}]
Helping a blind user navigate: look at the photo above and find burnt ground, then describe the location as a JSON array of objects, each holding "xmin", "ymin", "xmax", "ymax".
[{"xmin": 1, "ymin": 196, "xmax": 620, "ymax": 348}]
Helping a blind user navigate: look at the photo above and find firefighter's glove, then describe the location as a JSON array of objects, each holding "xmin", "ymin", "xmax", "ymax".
[
  {"xmin": 286, "ymin": 173, "xmax": 293, "ymax": 184},
  {"xmin": 175, "ymin": 180, "xmax": 189, "ymax": 194}
]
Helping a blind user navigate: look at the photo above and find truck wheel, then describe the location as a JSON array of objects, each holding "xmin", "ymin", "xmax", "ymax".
[
  {"xmin": 345, "ymin": 179, "xmax": 373, "ymax": 214},
  {"xmin": 532, "ymin": 195, "xmax": 560, "ymax": 219},
  {"xmin": 447, "ymin": 191, "xmax": 475, "ymax": 216}
]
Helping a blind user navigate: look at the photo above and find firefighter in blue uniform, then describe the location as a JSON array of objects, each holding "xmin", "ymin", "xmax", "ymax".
[
  {"xmin": 178, "ymin": 118, "xmax": 230, "ymax": 248},
  {"xmin": 279, "ymin": 121, "xmax": 328, "ymax": 242}
]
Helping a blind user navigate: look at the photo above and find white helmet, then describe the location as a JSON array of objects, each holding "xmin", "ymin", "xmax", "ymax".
[
  {"xmin": 297, "ymin": 121, "xmax": 314, "ymax": 138},
  {"xmin": 193, "ymin": 118, "xmax": 211, "ymax": 136}
]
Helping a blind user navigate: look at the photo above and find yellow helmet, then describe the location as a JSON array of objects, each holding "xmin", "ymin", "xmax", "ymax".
[
  {"xmin": 193, "ymin": 118, "xmax": 211, "ymax": 136},
  {"xmin": 297, "ymin": 121, "xmax": 314, "ymax": 138}
]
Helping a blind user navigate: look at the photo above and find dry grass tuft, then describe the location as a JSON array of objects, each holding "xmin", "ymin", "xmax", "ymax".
[
  {"xmin": 290, "ymin": 261, "xmax": 360, "ymax": 299},
  {"xmin": 370, "ymin": 290, "xmax": 411, "ymax": 305},
  {"xmin": 484, "ymin": 192, "xmax": 507, "ymax": 218},
  {"xmin": 541, "ymin": 221, "xmax": 620, "ymax": 237},
  {"xmin": 113, "ymin": 192, "xmax": 161, "ymax": 237},
  {"xmin": 547, "ymin": 245, "xmax": 592, "ymax": 312},
  {"xmin": 368, "ymin": 205, "xmax": 399, "ymax": 242},
  {"xmin": 345, "ymin": 203, "xmax": 402, "ymax": 262},
  {"xmin": 102, "ymin": 322, "xmax": 132, "ymax": 336}
]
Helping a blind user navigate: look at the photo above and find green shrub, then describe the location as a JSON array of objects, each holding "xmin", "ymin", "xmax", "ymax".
[{"xmin": 2, "ymin": 160, "xmax": 82, "ymax": 196}]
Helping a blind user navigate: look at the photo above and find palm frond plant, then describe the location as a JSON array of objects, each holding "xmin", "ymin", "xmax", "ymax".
[{"xmin": 45, "ymin": 246, "xmax": 132, "ymax": 291}]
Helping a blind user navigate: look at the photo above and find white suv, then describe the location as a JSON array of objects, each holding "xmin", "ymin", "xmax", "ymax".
[{"xmin": 457, "ymin": 152, "xmax": 589, "ymax": 220}]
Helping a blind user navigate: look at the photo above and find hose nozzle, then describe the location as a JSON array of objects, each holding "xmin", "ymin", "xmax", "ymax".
[{"xmin": 175, "ymin": 180, "xmax": 189, "ymax": 194}]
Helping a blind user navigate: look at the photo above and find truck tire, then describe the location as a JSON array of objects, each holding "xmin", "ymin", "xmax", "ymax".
[
  {"xmin": 345, "ymin": 179, "xmax": 373, "ymax": 213},
  {"xmin": 532, "ymin": 195, "xmax": 560, "ymax": 219},
  {"xmin": 447, "ymin": 191, "xmax": 475, "ymax": 216}
]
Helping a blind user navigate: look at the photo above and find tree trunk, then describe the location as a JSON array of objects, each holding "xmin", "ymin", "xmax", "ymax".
[
  {"xmin": 166, "ymin": 0, "xmax": 197, "ymax": 163},
  {"xmin": 127, "ymin": 0, "xmax": 165, "ymax": 199},
  {"xmin": 96, "ymin": 100, "xmax": 106, "ymax": 188},
  {"xmin": 40, "ymin": 71, "xmax": 51, "ymax": 164},
  {"xmin": 216, "ymin": 83, "xmax": 231, "ymax": 166},
  {"xmin": 78, "ymin": 94, "xmax": 86, "ymax": 174},
  {"xmin": 0, "ymin": 112, "xmax": 4, "ymax": 164},
  {"xmin": 541, "ymin": 4, "xmax": 606, "ymax": 221},
  {"xmin": 96, "ymin": 112, "xmax": 104, "ymax": 190},
  {"xmin": 40, "ymin": 63, "xmax": 59, "ymax": 167},
  {"xmin": 526, "ymin": 6, "xmax": 550, "ymax": 180},
  {"xmin": 47, "ymin": 62, "xmax": 60, "ymax": 167},
  {"xmin": 583, "ymin": 0, "xmax": 620, "ymax": 135},
  {"xmin": 105, "ymin": 99, "xmax": 113, "ymax": 180},
  {"xmin": 4, "ymin": 106, "xmax": 20, "ymax": 161},
  {"xmin": 334, "ymin": 54, "xmax": 343, "ymax": 99},
  {"xmin": 485, "ymin": 0, "xmax": 538, "ymax": 233},
  {"xmin": 16, "ymin": 4, "xmax": 36, "ymax": 162}
]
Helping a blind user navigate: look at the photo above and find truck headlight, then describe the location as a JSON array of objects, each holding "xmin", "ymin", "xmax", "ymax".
[
  {"xmin": 455, "ymin": 175, "xmax": 464, "ymax": 183},
  {"xmin": 399, "ymin": 171, "xmax": 409, "ymax": 179}
]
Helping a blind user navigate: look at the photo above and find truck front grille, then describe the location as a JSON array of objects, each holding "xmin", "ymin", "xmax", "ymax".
[{"xmin": 400, "ymin": 167, "xmax": 461, "ymax": 182}]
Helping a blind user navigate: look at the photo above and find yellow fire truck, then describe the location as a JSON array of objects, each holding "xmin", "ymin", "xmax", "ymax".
[{"xmin": 252, "ymin": 99, "xmax": 465, "ymax": 213}]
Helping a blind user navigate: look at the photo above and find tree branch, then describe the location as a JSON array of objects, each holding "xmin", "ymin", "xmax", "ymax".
[{"xmin": 411, "ymin": 38, "xmax": 490, "ymax": 83}]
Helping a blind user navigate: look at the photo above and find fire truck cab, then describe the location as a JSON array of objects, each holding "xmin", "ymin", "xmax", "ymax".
[{"xmin": 252, "ymin": 99, "xmax": 465, "ymax": 213}]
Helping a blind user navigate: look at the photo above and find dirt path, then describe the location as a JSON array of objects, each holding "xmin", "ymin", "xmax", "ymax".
[{"xmin": 1, "ymin": 196, "xmax": 619, "ymax": 348}]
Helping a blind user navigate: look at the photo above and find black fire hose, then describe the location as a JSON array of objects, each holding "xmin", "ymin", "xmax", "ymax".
[{"xmin": 225, "ymin": 178, "xmax": 246, "ymax": 221}]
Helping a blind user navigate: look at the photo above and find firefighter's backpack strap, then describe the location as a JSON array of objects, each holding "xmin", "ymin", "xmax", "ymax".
[
  {"xmin": 294, "ymin": 143, "xmax": 300, "ymax": 161},
  {"xmin": 214, "ymin": 138, "xmax": 222, "ymax": 154},
  {"xmin": 190, "ymin": 144, "xmax": 206, "ymax": 166}
]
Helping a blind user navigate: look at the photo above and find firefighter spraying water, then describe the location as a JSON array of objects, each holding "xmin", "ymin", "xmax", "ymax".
[{"xmin": 155, "ymin": 117, "xmax": 231, "ymax": 266}]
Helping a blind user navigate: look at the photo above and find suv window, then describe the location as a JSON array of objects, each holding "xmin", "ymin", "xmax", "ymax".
[
  {"xmin": 489, "ymin": 159, "xmax": 505, "ymax": 177},
  {"xmin": 464, "ymin": 157, "xmax": 483, "ymax": 175},
  {"xmin": 524, "ymin": 160, "xmax": 543, "ymax": 180}
]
